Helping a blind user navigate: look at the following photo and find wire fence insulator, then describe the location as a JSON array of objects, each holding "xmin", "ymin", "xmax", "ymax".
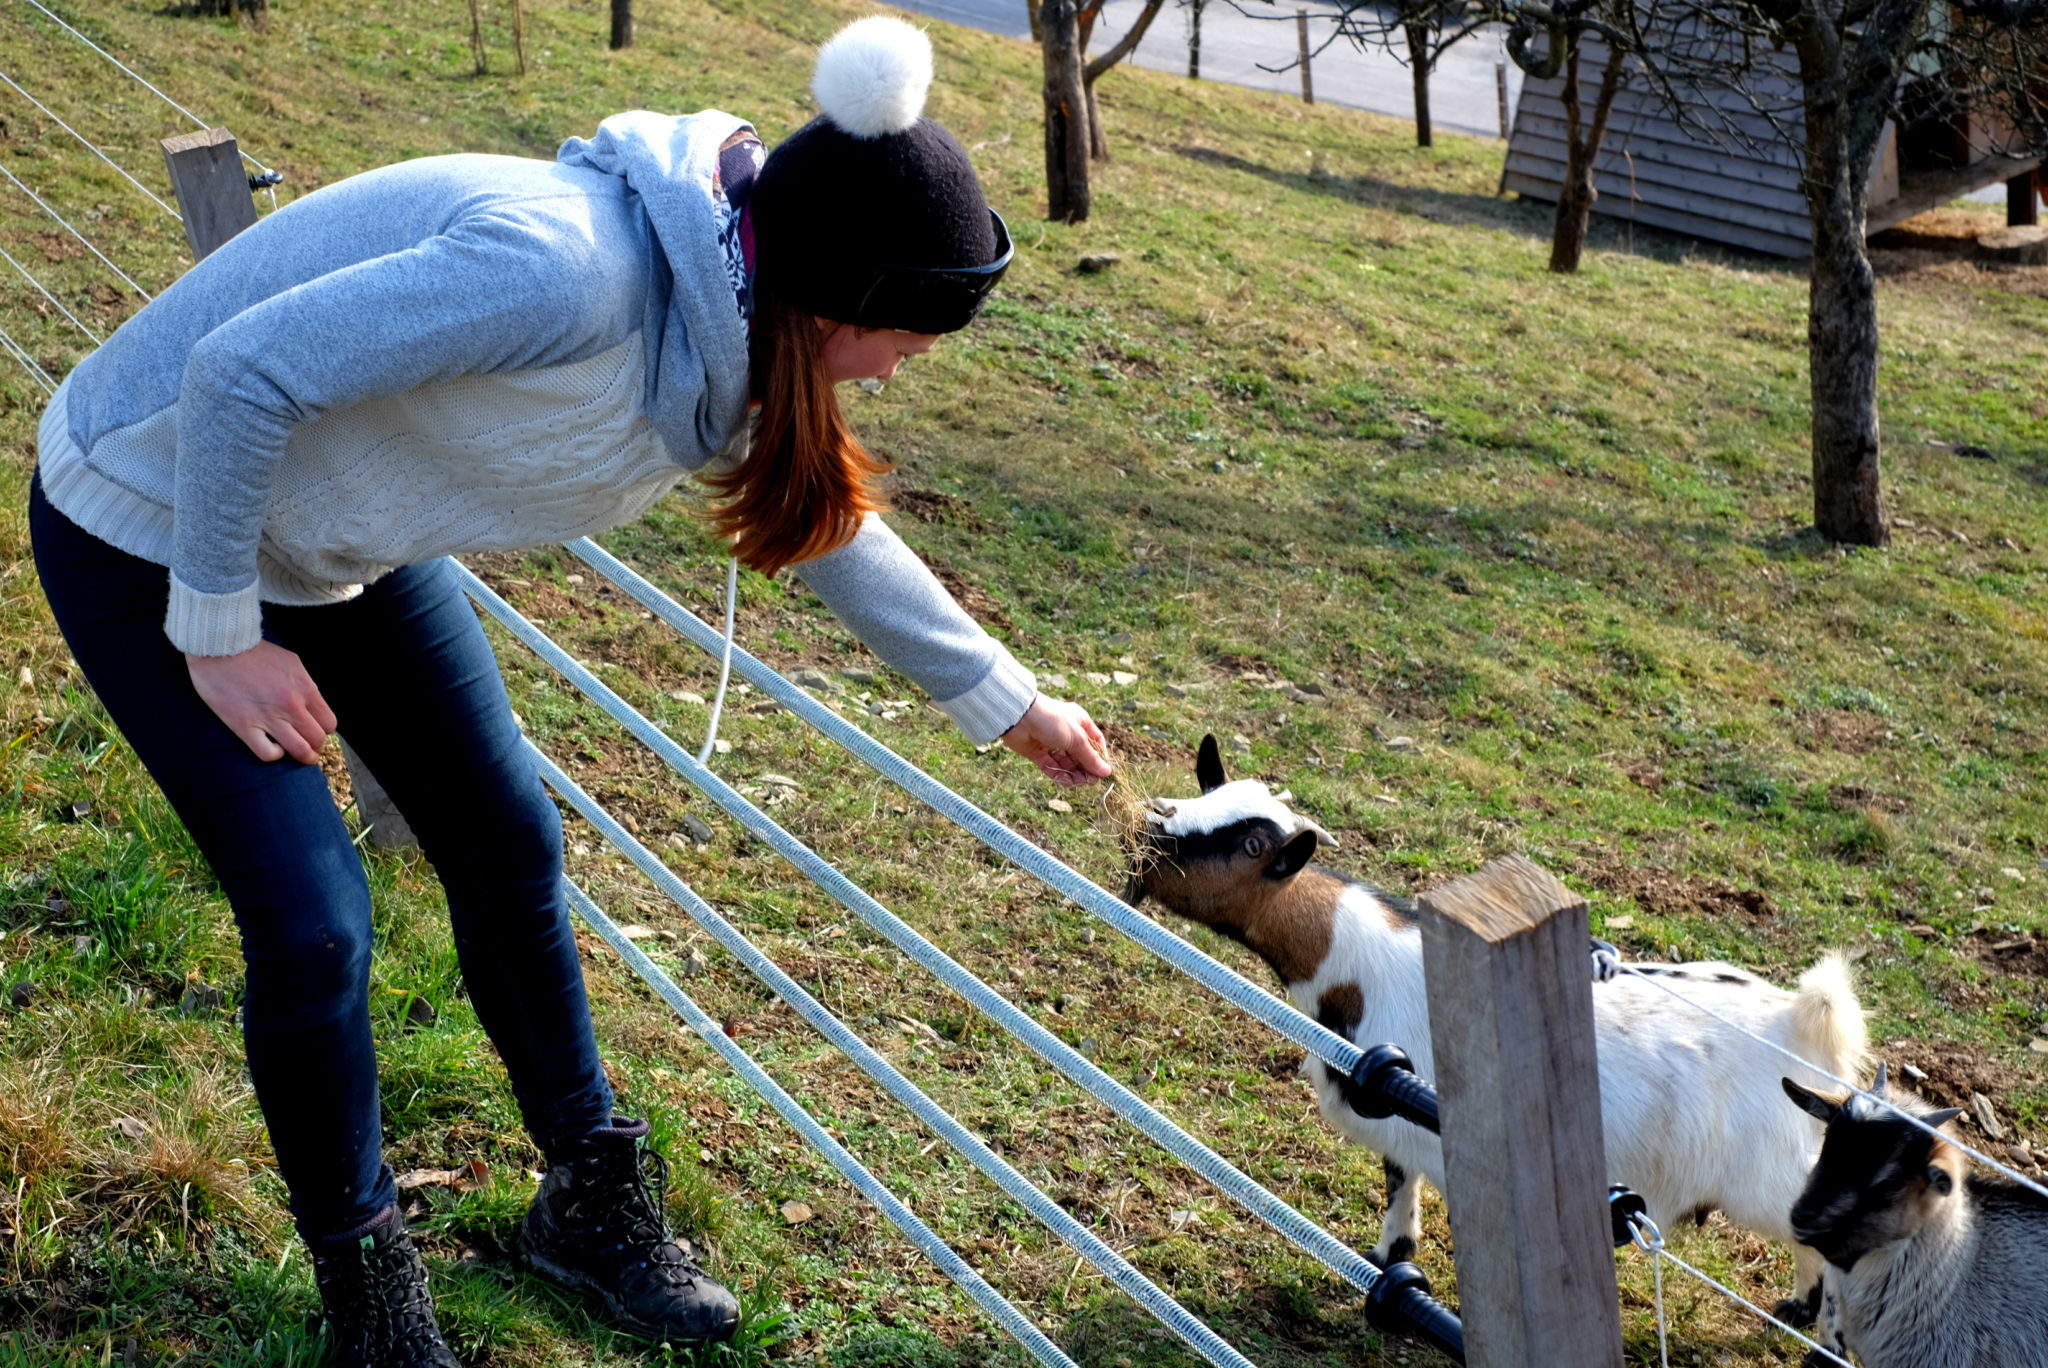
[
  {"xmin": 557, "ymin": 879, "xmax": 1080, "ymax": 1368},
  {"xmin": 562, "ymin": 536, "xmax": 1368, "ymax": 1077},
  {"xmin": 0, "ymin": 322, "xmax": 56, "ymax": 394},
  {"xmin": 1364, "ymin": 1260, "xmax": 1465, "ymax": 1363},
  {"xmin": 0, "ymin": 161, "xmax": 152, "ymax": 299},
  {"xmin": 0, "ymin": 69, "xmax": 182, "ymax": 220},
  {"xmin": 0, "ymin": 239, "xmax": 102, "ymax": 343},
  {"xmin": 526, "ymin": 742, "xmax": 1262, "ymax": 1368},
  {"xmin": 453, "ymin": 562, "xmax": 1399, "ymax": 1299},
  {"xmin": 1614, "ymin": 962, "xmax": 2048, "ymax": 1202},
  {"xmin": 1343, "ymin": 1043, "xmax": 1441, "ymax": 1131}
]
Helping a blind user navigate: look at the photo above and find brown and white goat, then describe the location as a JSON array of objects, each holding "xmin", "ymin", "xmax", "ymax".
[
  {"xmin": 1784, "ymin": 1067, "xmax": 2048, "ymax": 1367},
  {"xmin": 1122, "ymin": 735, "xmax": 1868, "ymax": 1320}
]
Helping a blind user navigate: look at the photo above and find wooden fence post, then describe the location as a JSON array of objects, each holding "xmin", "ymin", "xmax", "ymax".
[
  {"xmin": 1497, "ymin": 60, "xmax": 1511, "ymax": 139},
  {"xmin": 160, "ymin": 131, "xmax": 417, "ymax": 851},
  {"xmin": 1296, "ymin": 11, "xmax": 1314, "ymax": 105},
  {"xmin": 2010, "ymin": 170, "xmax": 2040, "ymax": 228},
  {"xmin": 160, "ymin": 128, "xmax": 257, "ymax": 262},
  {"xmin": 1419, "ymin": 854, "xmax": 1623, "ymax": 1368},
  {"xmin": 610, "ymin": 0, "xmax": 633, "ymax": 50}
]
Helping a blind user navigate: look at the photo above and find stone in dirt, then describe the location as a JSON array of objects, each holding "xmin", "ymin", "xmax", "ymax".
[
  {"xmin": 179, "ymin": 981, "xmax": 225, "ymax": 1015},
  {"xmin": 780, "ymin": 1200, "xmax": 814, "ymax": 1225},
  {"xmin": 680, "ymin": 814, "xmax": 715, "ymax": 844},
  {"xmin": 839, "ymin": 667, "xmax": 880, "ymax": 685},
  {"xmin": 793, "ymin": 668, "xmax": 843, "ymax": 694},
  {"xmin": 1971, "ymin": 1092, "xmax": 2007, "ymax": 1141}
]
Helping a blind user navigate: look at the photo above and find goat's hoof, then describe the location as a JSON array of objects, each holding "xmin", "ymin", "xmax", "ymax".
[{"xmin": 1774, "ymin": 1297, "xmax": 1817, "ymax": 1330}]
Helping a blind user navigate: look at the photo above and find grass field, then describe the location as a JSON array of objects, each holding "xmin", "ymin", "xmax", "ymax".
[{"xmin": 2, "ymin": 1, "xmax": 2045, "ymax": 1364}]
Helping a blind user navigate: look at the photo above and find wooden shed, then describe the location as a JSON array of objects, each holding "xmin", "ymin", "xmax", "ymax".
[{"xmin": 1502, "ymin": 39, "xmax": 2042, "ymax": 256}]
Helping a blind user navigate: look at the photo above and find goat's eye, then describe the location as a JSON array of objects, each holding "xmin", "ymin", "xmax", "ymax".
[{"xmin": 1243, "ymin": 835, "xmax": 1266, "ymax": 858}]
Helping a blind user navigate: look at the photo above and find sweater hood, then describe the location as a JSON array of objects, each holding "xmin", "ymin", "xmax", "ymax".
[{"xmin": 558, "ymin": 109, "xmax": 752, "ymax": 467}]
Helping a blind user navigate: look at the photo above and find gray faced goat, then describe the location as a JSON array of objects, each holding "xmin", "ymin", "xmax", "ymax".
[
  {"xmin": 1122, "ymin": 735, "xmax": 1868, "ymax": 1321},
  {"xmin": 1784, "ymin": 1067, "xmax": 2048, "ymax": 1368}
]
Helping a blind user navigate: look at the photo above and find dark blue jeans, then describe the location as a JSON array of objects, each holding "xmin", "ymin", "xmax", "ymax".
[{"xmin": 30, "ymin": 474, "xmax": 615, "ymax": 1240}]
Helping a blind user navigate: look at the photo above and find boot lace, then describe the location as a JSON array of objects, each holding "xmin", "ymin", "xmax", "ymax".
[
  {"xmin": 571, "ymin": 1148, "xmax": 707, "ymax": 1293},
  {"xmin": 317, "ymin": 1230, "xmax": 447, "ymax": 1358}
]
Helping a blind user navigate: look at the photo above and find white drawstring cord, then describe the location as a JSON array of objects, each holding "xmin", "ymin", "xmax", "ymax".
[{"xmin": 695, "ymin": 555, "xmax": 739, "ymax": 766}]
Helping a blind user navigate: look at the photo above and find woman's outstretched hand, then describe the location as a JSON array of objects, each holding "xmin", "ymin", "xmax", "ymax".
[
  {"xmin": 1001, "ymin": 695, "xmax": 1113, "ymax": 788},
  {"xmin": 187, "ymin": 642, "xmax": 338, "ymax": 764}
]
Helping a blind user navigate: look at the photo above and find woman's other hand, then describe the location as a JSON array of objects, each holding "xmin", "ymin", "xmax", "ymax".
[
  {"xmin": 1001, "ymin": 695, "xmax": 1113, "ymax": 788},
  {"xmin": 187, "ymin": 642, "xmax": 338, "ymax": 764}
]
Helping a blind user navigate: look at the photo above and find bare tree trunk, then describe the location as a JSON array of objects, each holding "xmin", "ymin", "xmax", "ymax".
[
  {"xmin": 1406, "ymin": 20, "xmax": 1433, "ymax": 147},
  {"xmin": 1042, "ymin": 0, "xmax": 1091, "ymax": 222},
  {"xmin": 1549, "ymin": 41, "xmax": 1626, "ymax": 274},
  {"xmin": 1080, "ymin": 0, "xmax": 1164, "ymax": 163},
  {"xmin": 511, "ymin": 0, "xmax": 527, "ymax": 75},
  {"xmin": 466, "ymin": 0, "xmax": 488, "ymax": 75},
  {"xmin": 1189, "ymin": 0, "xmax": 1204, "ymax": 79},
  {"xmin": 1086, "ymin": 82, "xmax": 1109, "ymax": 160},
  {"xmin": 1802, "ymin": 89, "xmax": 1889, "ymax": 544},
  {"xmin": 610, "ymin": 0, "xmax": 633, "ymax": 50},
  {"xmin": 1027, "ymin": 0, "xmax": 1043, "ymax": 43}
]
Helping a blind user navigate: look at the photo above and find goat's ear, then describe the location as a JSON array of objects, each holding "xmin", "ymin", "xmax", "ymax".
[
  {"xmin": 1266, "ymin": 829, "xmax": 1319, "ymax": 881},
  {"xmin": 1783, "ymin": 1077, "xmax": 1840, "ymax": 1123},
  {"xmin": 1921, "ymin": 1106, "xmax": 1964, "ymax": 1132},
  {"xmin": 1195, "ymin": 734, "xmax": 1228, "ymax": 793}
]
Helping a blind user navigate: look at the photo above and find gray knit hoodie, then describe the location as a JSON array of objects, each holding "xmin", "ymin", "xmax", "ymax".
[{"xmin": 35, "ymin": 110, "xmax": 1036, "ymax": 743}]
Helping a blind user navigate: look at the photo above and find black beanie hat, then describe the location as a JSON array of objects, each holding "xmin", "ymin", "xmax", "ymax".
[{"xmin": 752, "ymin": 18, "xmax": 1005, "ymax": 334}]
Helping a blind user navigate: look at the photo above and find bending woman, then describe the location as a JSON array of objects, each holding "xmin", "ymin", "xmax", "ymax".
[{"xmin": 30, "ymin": 18, "xmax": 1109, "ymax": 1367}]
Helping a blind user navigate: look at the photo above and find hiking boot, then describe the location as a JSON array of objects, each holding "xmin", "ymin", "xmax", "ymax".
[
  {"xmin": 520, "ymin": 1117, "xmax": 740, "ymax": 1344},
  {"xmin": 309, "ymin": 1205, "xmax": 463, "ymax": 1368}
]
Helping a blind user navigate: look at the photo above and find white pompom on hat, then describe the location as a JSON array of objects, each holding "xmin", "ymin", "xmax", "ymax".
[{"xmin": 812, "ymin": 15, "xmax": 933, "ymax": 139}]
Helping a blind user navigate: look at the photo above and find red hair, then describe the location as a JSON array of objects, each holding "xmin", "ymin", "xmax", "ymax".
[{"xmin": 700, "ymin": 281, "xmax": 890, "ymax": 577}]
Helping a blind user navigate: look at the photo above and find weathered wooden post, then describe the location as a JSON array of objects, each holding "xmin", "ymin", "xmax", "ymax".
[
  {"xmin": 1419, "ymin": 854, "xmax": 1623, "ymax": 1368},
  {"xmin": 2009, "ymin": 171, "xmax": 2040, "ymax": 228},
  {"xmin": 610, "ymin": 0, "xmax": 633, "ymax": 50},
  {"xmin": 1496, "ymin": 60, "xmax": 1511, "ymax": 139},
  {"xmin": 160, "ymin": 128, "xmax": 256, "ymax": 263},
  {"xmin": 1296, "ymin": 11, "xmax": 1315, "ymax": 105},
  {"xmin": 160, "ymin": 131, "xmax": 417, "ymax": 851}
]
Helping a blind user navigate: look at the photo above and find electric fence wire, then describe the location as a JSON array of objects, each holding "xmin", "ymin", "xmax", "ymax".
[
  {"xmin": 0, "ymin": 161, "xmax": 152, "ymax": 299},
  {"xmin": 452, "ymin": 561, "xmax": 1398, "ymax": 1300},
  {"xmin": 17, "ymin": 0, "xmax": 278, "ymax": 179},
  {"xmin": 0, "ymin": 320, "xmax": 54, "ymax": 393},
  {"xmin": 527, "ymin": 742, "xmax": 1262, "ymax": 1368},
  {"xmin": 562, "ymin": 536, "xmax": 1370, "ymax": 1079},
  {"xmin": 1614, "ymin": 960, "xmax": 2048, "ymax": 1202},
  {"xmin": 556, "ymin": 876, "xmax": 1082, "ymax": 1368},
  {"xmin": 1623, "ymin": 1211, "xmax": 1854, "ymax": 1368},
  {"xmin": 0, "ymin": 70, "xmax": 183, "ymax": 221},
  {"xmin": 0, "ymin": 238, "xmax": 101, "ymax": 343}
]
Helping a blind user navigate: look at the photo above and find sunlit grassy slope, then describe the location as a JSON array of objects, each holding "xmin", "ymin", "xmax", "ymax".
[{"xmin": 1, "ymin": 1, "xmax": 2044, "ymax": 1364}]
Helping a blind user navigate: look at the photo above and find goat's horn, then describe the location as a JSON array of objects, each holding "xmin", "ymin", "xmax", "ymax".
[
  {"xmin": 1922, "ymin": 1106, "xmax": 1964, "ymax": 1131},
  {"xmin": 1870, "ymin": 1062, "xmax": 1889, "ymax": 1097},
  {"xmin": 1301, "ymin": 819, "xmax": 1339, "ymax": 851}
]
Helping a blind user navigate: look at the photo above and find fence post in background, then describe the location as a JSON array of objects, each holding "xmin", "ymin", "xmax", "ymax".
[
  {"xmin": 160, "ymin": 128, "xmax": 256, "ymax": 261},
  {"xmin": 1497, "ymin": 60, "xmax": 1511, "ymax": 138},
  {"xmin": 466, "ymin": 0, "xmax": 489, "ymax": 74},
  {"xmin": 1419, "ymin": 855, "xmax": 1624, "ymax": 1368},
  {"xmin": 160, "ymin": 130, "xmax": 415, "ymax": 849},
  {"xmin": 611, "ymin": 0, "xmax": 633, "ymax": 50},
  {"xmin": 1296, "ymin": 11, "xmax": 1315, "ymax": 105},
  {"xmin": 2009, "ymin": 171, "xmax": 2040, "ymax": 227},
  {"xmin": 1187, "ymin": 0, "xmax": 1203, "ymax": 80}
]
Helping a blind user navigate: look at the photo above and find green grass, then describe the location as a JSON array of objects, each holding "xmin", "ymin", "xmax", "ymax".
[{"xmin": 3, "ymin": 0, "xmax": 2047, "ymax": 1364}]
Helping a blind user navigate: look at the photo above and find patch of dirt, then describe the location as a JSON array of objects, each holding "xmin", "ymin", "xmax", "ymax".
[
  {"xmin": 1877, "ymin": 1036, "xmax": 2043, "ymax": 1147},
  {"xmin": 1580, "ymin": 862, "xmax": 1779, "ymax": 924},
  {"xmin": 883, "ymin": 483, "xmax": 988, "ymax": 532},
  {"xmin": 1866, "ymin": 207, "xmax": 2048, "ymax": 300},
  {"xmin": 1828, "ymin": 783, "xmax": 1911, "ymax": 814},
  {"xmin": 1964, "ymin": 929, "xmax": 2048, "ymax": 983},
  {"xmin": 1802, "ymin": 708, "xmax": 1892, "ymax": 754},
  {"xmin": 1098, "ymin": 722, "xmax": 1185, "ymax": 767}
]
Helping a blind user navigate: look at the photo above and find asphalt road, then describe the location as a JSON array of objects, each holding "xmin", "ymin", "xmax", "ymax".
[{"xmin": 892, "ymin": 0, "xmax": 1528, "ymax": 140}]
